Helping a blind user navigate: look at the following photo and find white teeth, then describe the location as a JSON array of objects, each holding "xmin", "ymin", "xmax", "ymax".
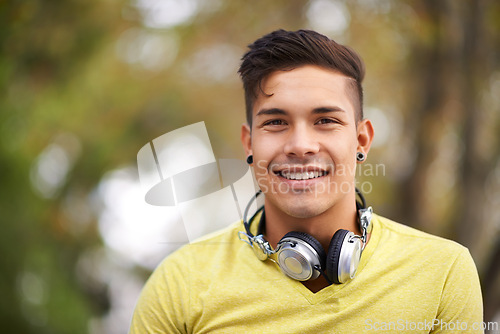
[{"xmin": 280, "ymin": 171, "xmax": 326, "ymax": 180}]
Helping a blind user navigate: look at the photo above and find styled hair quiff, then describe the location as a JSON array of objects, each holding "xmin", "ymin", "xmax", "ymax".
[{"xmin": 238, "ymin": 29, "xmax": 365, "ymax": 126}]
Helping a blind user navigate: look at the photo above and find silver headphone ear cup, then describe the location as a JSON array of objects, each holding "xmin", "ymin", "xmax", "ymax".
[
  {"xmin": 281, "ymin": 232, "xmax": 326, "ymax": 266},
  {"xmin": 277, "ymin": 232, "xmax": 325, "ymax": 281},
  {"xmin": 327, "ymin": 230, "xmax": 362, "ymax": 284}
]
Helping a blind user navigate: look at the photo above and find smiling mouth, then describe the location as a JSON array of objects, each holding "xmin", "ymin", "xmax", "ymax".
[{"xmin": 275, "ymin": 170, "xmax": 328, "ymax": 180}]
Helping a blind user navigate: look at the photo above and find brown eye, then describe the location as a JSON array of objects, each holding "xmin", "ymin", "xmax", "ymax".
[
  {"xmin": 316, "ymin": 118, "xmax": 337, "ymax": 125},
  {"xmin": 264, "ymin": 119, "xmax": 286, "ymax": 126}
]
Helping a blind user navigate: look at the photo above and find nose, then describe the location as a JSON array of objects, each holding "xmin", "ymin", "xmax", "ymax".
[{"xmin": 283, "ymin": 124, "xmax": 320, "ymax": 157}]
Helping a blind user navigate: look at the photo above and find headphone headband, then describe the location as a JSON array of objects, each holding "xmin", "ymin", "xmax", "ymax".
[{"xmin": 242, "ymin": 190, "xmax": 263, "ymax": 238}]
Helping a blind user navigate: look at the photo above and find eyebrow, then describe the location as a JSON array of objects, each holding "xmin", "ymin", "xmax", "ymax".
[
  {"xmin": 255, "ymin": 106, "xmax": 345, "ymax": 117},
  {"xmin": 312, "ymin": 106, "xmax": 346, "ymax": 114},
  {"xmin": 255, "ymin": 108, "xmax": 287, "ymax": 117}
]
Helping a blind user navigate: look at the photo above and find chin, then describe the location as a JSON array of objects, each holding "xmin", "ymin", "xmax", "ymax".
[{"xmin": 277, "ymin": 197, "xmax": 332, "ymax": 219}]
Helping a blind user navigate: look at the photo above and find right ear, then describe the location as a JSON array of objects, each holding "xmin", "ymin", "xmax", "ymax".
[{"xmin": 241, "ymin": 123, "xmax": 252, "ymax": 158}]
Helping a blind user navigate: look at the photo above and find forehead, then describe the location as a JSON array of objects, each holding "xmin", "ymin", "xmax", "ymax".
[{"xmin": 254, "ymin": 65, "xmax": 355, "ymax": 116}]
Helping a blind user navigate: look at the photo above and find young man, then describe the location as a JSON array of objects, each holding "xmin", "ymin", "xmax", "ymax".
[{"xmin": 130, "ymin": 30, "xmax": 483, "ymax": 333}]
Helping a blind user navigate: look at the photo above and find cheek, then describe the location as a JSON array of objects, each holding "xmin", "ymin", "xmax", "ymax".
[
  {"xmin": 253, "ymin": 157, "xmax": 269, "ymax": 180},
  {"xmin": 251, "ymin": 138, "xmax": 274, "ymax": 178},
  {"xmin": 252, "ymin": 134, "xmax": 278, "ymax": 161},
  {"xmin": 325, "ymin": 135, "xmax": 358, "ymax": 171}
]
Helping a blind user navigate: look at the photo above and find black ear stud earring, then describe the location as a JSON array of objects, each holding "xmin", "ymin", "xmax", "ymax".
[
  {"xmin": 356, "ymin": 152, "xmax": 365, "ymax": 162},
  {"xmin": 246, "ymin": 155, "xmax": 253, "ymax": 165}
]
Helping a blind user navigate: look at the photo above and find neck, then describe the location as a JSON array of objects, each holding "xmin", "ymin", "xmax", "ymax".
[{"xmin": 263, "ymin": 192, "xmax": 360, "ymax": 252}]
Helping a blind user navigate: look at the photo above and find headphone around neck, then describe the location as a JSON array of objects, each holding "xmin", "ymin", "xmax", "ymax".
[{"xmin": 239, "ymin": 189, "xmax": 373, "ymax": 285}]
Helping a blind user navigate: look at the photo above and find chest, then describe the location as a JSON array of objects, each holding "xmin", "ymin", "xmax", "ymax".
[{"xmin": 188, "ymin": 259, "xmax": 441, "ymax": 334}]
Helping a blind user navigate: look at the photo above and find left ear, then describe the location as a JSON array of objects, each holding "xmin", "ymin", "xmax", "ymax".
[
  {"xmin": 241, "ymin": 123, "xmax": 252, "ymax": 158},
  {"xmin": 356, "ymin": 119, "xmax": 374, "ymax": 158}
]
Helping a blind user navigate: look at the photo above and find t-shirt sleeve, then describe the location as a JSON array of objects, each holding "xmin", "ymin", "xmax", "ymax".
[
  {"xmin": 432, "ymin": 247, "xmax": 484, "ymax": 333},
  {"xmin": 129, "ymin": 251, "xmax": 190, "ymax": 334}
]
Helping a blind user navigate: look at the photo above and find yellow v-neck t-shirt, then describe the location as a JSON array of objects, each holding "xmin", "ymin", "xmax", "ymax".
[{"xmin": 129, "ymin": 213, "xmax": 483, "ymax": 333}]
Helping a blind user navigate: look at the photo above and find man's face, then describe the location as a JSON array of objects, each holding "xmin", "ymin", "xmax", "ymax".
[{"xmin": 241, "ymin": 65, "xmax": 373, "ymax": 219}]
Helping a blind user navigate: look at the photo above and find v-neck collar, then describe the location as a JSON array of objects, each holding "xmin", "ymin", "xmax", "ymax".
[
  {"xmin": 287, "ymin": 215, "xmax": 381, "ymax": 304},
  {"xmin": 246, "ymin": 210, "xmax": 382, "ymax": 305}
]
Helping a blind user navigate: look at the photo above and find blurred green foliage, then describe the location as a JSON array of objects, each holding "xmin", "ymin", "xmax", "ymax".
[{"xmin": 1, "ymin": 0, "xmax": 499, "ymax": 333}]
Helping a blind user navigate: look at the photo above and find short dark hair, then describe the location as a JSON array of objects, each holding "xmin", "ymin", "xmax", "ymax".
[{"xmin": 238, "ymin": 29, "xmax": 365, "ymax": 126}]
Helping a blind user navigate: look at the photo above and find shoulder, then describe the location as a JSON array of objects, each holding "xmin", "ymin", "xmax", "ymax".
[
  {"xmin": 373, "ymin": 213, "xmax": 467, "ymax": 253},
  {"xmin": 156, "ymin": 220, "xmax": 245, "ymax": 273},
  {"xmin": 129, "ymin": 221, "xmax": 247, "ymax": 332},
  {"xmin": 368, "ymin": 213, "xmax": 479, "ymax": 281},
  {"xmin": 358, "ymin": 214, "xmax": 483, "ymax": 325}
]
